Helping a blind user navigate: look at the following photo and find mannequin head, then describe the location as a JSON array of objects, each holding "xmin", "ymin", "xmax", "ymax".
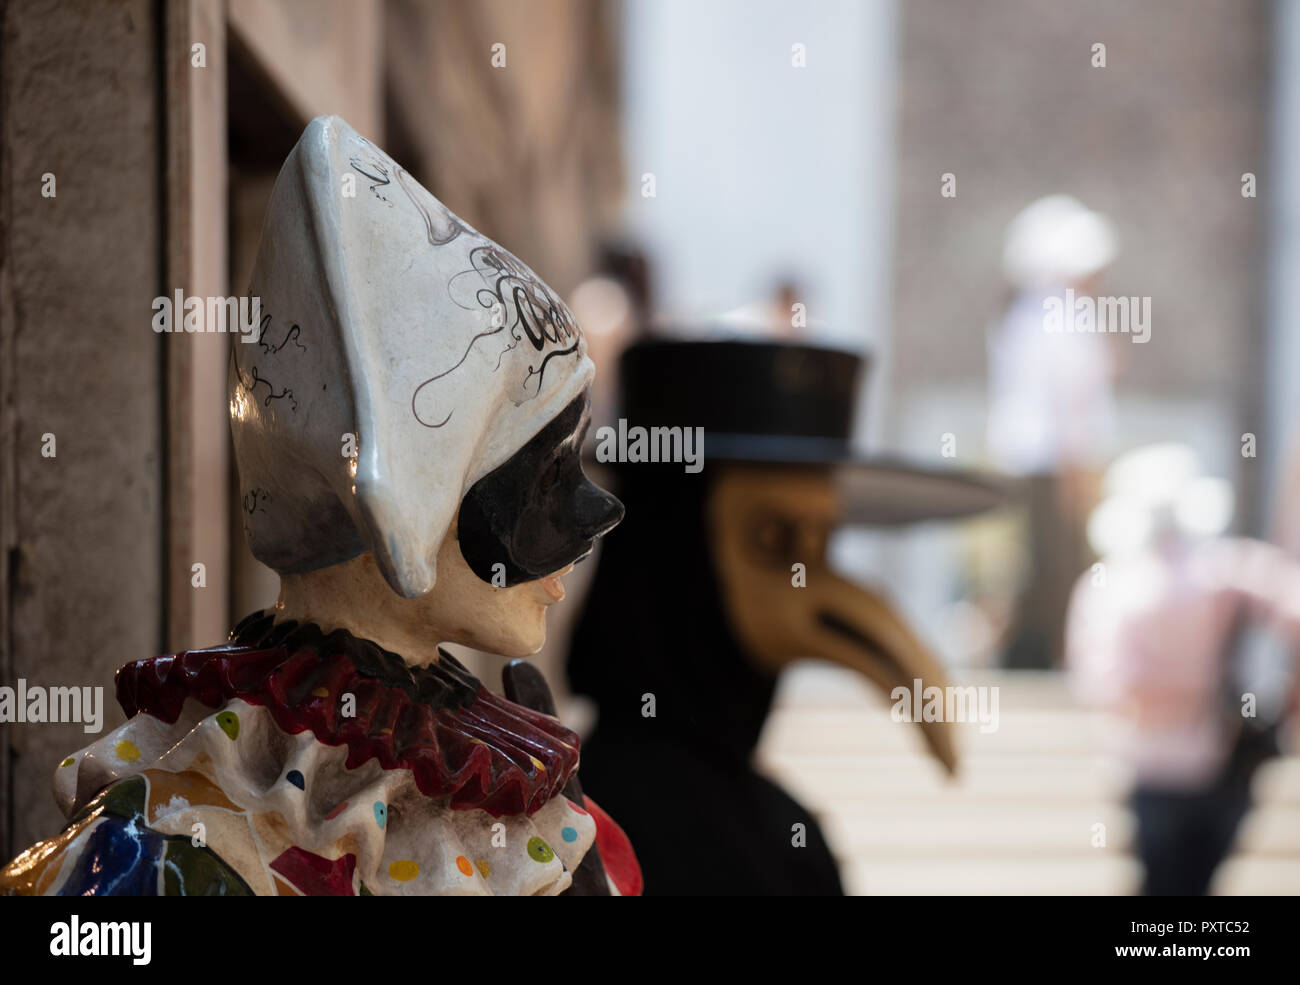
[
  {"xmin": 275, "ymin": 388, "xmax": 622, "ymax": 665},
  {"xmin": 234, "ymin": 117, "xmax": 624, "ymax": 658},
  {"xmin": 232, "ymin": 116, "xmax": 615, "ymax": 600}
]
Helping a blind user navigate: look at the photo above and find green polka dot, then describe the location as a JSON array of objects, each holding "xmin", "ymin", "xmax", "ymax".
[
  {"xmin": 527, "ymin": 836, "xmax": 554, "ymax": 864},
  {"xmin": 216, "ymin": 711, "xmax": 239, "ymax": 741},
  {"xmin": 60, "ymin": 757, "xmax": 75, "ymax": 768}
]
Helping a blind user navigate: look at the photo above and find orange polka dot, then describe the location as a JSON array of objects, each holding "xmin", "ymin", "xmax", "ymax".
[{"xmin": 456, "ymin": 855, "xmax": 473, "ymax": 877}]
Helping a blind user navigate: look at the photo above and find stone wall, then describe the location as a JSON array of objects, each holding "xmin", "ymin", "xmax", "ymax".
[{"xmin": 1, "ymin": 0, "xmax": 165, "ymax": 855}]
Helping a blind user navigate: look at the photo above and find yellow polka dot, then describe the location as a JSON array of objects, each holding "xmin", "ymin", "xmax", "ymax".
[
  {"xmin": 475, "ymin": 858, "xmax": 491, "ymax": 878},
  {"xmin": 381, "ymin": 727, "xmax": 393, "ymax": 735},
  {"xmin": 529, "ymin": 756, "xmax": 545, "ymax": 772},
  {"xmin": 455, "ymin": 855, "xmax": 473, "ymax": 877},
  {"xmin": 311, "ymin": 687, "xmax": 329, "ymax": 698},
  {"xmin": 115, "ymin": 740, "xmax": 140, "ymax": 763},
  {"xmin": 59, "ymin": 757, "xmax": 75, "ymax": 768},
  {"xmin": 388, "ymin": 859, "xmax": 419, "ymax": 882}
]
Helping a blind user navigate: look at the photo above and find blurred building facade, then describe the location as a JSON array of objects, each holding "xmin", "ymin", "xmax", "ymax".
[{"xmin": 883, "ymin": 0, "xmax": 1277, "ymax": 671}]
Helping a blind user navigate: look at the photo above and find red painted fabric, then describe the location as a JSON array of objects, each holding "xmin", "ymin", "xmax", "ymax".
[
  {"xmin": 116, "ymin": 642, "xmax": 580, "ymax": 817},
  {"xmin": 585, "ymin": 795, "xmax": 643, "ymax": 896},
  {"xmin": 270, "ymin": 847, "xmax": 358, "ymax": 896}
]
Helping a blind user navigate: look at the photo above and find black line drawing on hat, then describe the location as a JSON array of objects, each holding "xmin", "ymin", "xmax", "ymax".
[
  {"xmin": 255, "ymin": 312, "xmax": 307, "ymax": 356},
  {"xmin": 411, "ymin": 246, "xmax": 583, "ymax": 429},
  {"xmin": 349, "ymin": 153, "xmax": 393, "ymax": 206},
  {"xmin": 237, "ymin": 364, "xmax": 298, "ymax": 412},
  {"xmin": 351, "ymin": 141, "xmax": 466, "ymax": 243},
  {"xmin": 242, "ymin": 488, "xmax": 270, "ymax": 515},
  {"xmin": 395, "ymin": 166, "xmax": 465, "ymax": 246},
  {"xmin": 525, "ymin": 342, "xmax": 582, "ymax": 394}
]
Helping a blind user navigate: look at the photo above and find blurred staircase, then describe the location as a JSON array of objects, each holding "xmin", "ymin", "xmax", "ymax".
[{"xmin": 756, "ymin": 665, "xmax": 1300, "ymax": 895}]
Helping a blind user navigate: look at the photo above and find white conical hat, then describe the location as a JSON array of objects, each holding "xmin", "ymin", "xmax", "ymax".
[{"xmin": 230, "ymin": 116, "xmax": 592, "ymax": 597}]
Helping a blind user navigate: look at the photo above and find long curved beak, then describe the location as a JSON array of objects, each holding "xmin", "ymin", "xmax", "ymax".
[{"xmin": 799, "ymin": 572, "xmax": 959, "ymax": 775}]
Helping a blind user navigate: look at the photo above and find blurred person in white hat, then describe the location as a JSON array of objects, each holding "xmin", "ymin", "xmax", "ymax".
[
  {"xmin": 1066, "ymin": 443, "xmax": 1300, "ymax": 895},
  {"xmin": 988, "ymin": 194, "xmax": 1121, "ymax": 669}
]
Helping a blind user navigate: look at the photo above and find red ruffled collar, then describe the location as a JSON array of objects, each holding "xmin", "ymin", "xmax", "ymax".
[{"xmin": 114, "ymin": 617, "xmax": 581, "ymax": 818}]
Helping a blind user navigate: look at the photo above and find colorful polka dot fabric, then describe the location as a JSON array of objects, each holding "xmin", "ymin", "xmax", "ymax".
[
  {"xmin": 2, "ymin": 627, "xmax": 643, "ymax": 896},
  {"xmin": 6, "ymin": 698, "xmax": 600, "ymax": 895}
]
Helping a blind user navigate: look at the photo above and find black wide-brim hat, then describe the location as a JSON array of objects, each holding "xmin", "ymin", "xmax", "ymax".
[{"xmin": 605, "ymin": 337, "xmax": 1008, "ymax": 525}]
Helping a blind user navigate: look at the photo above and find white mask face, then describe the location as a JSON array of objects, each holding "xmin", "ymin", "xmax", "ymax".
[{"xmin": 232, "ymin": 116, "xmax": 596, "ymax": 598}]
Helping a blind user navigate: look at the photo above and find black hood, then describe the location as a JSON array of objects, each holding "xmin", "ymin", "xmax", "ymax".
[{"xmin": 566, "ymin": 468, "xmax": 778, "ymax": 763}]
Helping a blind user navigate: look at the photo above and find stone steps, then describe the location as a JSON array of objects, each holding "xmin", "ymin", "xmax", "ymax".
[{"xmin": 755, "ymin": 664, "xmax": 1300, "ymax": 895}]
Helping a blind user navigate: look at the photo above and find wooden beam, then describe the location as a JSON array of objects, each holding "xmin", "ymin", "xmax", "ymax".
[
  {"xmin": 164, "ymin": 0, "xmax": 231, "ymax": 651},
  {"xmin": 227, "ymin": 0, "xmax": 384, "ymax": 138}
]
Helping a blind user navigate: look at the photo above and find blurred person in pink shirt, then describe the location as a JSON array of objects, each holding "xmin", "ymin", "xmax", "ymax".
[{"xmin": 1067, "ymin": 443, "xmax": 1300, "ymax": 895}]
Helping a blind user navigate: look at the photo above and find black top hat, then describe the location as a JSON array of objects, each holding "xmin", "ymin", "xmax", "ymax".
[{"xmin": 612, "ymin": 337, "xmax": 1006, "ymax": 524}]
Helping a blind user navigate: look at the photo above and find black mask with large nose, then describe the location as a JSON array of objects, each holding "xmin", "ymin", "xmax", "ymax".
[{"xmin": 458, "ymin": 390, "xmax": 624, "ymax": 586}]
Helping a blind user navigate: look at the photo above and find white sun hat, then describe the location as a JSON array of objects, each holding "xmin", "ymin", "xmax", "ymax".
[
  {"xmin": 1086, "ymin": 442, "xmax": 1234, "ymax": 557},
  {"xmin": 1002, "ymin": 193, "xmax": 1118, "ymax": 289}
]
